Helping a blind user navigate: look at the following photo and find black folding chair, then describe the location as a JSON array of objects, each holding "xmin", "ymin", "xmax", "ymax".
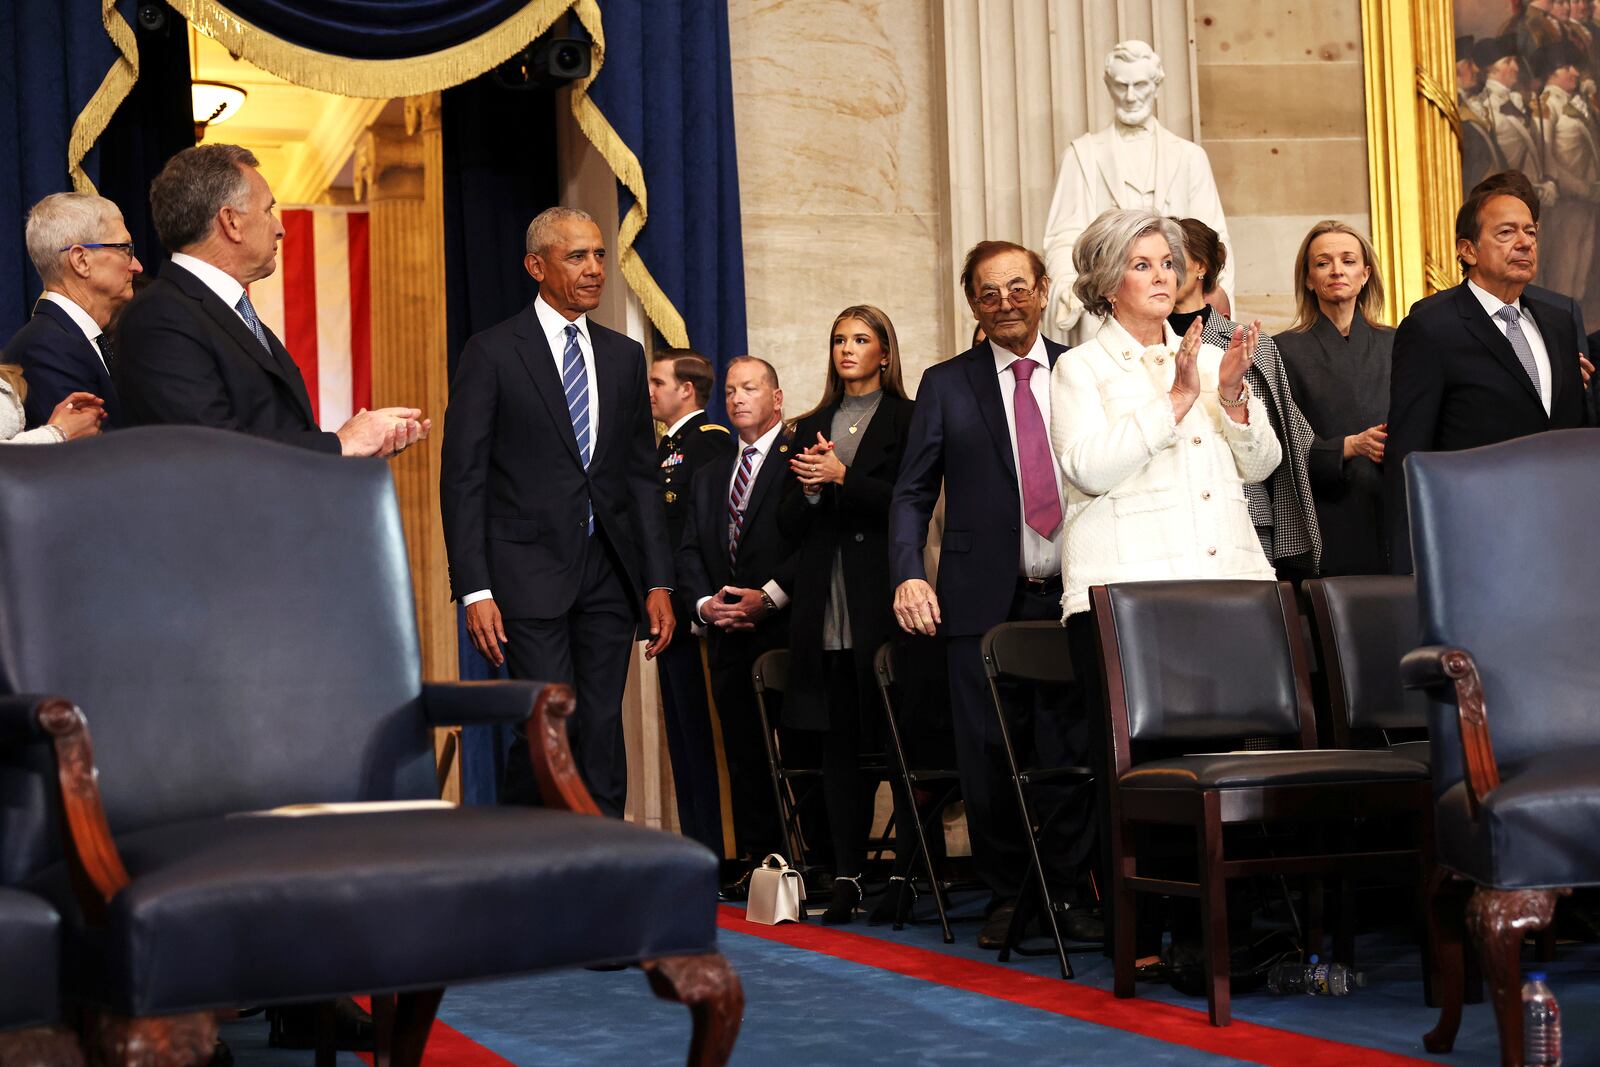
[
  {"xmin": 872, "ymin": 642, "xmax": 961, "ymax": 943},
  {"xmin": 749, "ymin": 650, "xmax": 818, "ymax": 887},
  {"xmin": 980, "ymin": 620, "xmax": 1099, "ymax": 979}
]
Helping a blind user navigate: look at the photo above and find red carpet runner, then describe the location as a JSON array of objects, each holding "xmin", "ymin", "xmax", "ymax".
[
  {"xmin": 718, "ymin": 906, "xmax": 1434, "ymax": 1066},
  {"xmin": 352, "ymin": 912, "xmax": 1437, "ymax": 1065}
]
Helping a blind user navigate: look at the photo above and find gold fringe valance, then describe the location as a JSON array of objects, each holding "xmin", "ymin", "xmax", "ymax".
[
  {"xmin": 68, "ymin": 0, "xmax": 140, "ymax": 194},
  {"xmin": 567, "ymin": 0, "xmax": 691, "ymax": 348},
  {"xmin": 172, "ymin": 0, "xmax": 572, "ymax": 99},
  {"xmin": 72, "ymin": 0, "xmax": 693, "ymax": 348}
]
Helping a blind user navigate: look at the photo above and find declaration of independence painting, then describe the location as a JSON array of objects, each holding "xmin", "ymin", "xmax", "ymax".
[{"xmin": 1456, "ymin": 0, "xmax": 1600, "ymax": 322}]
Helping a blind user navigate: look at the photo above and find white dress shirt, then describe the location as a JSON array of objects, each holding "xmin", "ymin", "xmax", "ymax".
[
  {"xmin": 1467, "ymin": 279, "xmax": 1553, "ymax": 415},
  {"xmin": 463, "ymin": 293, "xmax": 604, "ymax": 609},
  {"xmin": 694, "ymin": 419, "xmax": 790, "ymax": 623},
  {"xmin": 665, "ymin": 408, "xmax": 704, "ymax": 438},
  {"xmin": 170, "ymin": 253, "xmax": 248, "ymax": 325},
  {"xmin": 38, "ymin": 292, "xmax": 106, "ymax": 371},
  {"xmin": 991, "ymin": 335, "xmax": 1067, "ymax": 578}
]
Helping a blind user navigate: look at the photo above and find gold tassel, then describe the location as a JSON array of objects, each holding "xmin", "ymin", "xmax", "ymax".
[
  {"xmin": 569, "ymin": 0, "xmax": 692, "ymax": 349},
  {"xmin": 68, "ymin": 0, "xmax": 140, "ymax": 194}
]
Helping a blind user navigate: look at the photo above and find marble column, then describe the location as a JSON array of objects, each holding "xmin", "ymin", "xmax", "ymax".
[
  {"xmin": 354, "ymin": 93, "xmax": 459, "ymax": 800},
  {"xmin": 936, "ymin": 0, "xmax": 1200, "ymax": 347}
]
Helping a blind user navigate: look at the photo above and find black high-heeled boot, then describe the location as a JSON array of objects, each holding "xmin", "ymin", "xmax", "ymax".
[
  {"xmin": 822, "ymin": 874, "xmax": 863, "ymax": 925},
  {"xmin": 868, "ymin": 875, "xmax": 916, "ymax": 926}
]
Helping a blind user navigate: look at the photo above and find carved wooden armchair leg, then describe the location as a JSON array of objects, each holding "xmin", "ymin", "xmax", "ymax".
[
  {"xmin": 0, "ymin": 1025, "xmax": 86, "ymax": 1067},
  {"xmin": 83, "ymin": 1011, "xmax": 218, "ymax": 1067},
  {"xmin": 1465, "ymin": 887, "xmax": 1566, "ymax": 1067},
  {"xmin": 642, "ymin": 953, "xmax": 744, "ymax": 1067}
]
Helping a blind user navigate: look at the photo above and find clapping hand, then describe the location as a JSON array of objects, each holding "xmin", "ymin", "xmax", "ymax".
[
  {"xmin": 336, "ymin": 407, "xmax": 432, "ymax": 458},
  {"xmin": 1218, "ymin": 320, "xmax": 1258, "ymax": 401},
  {"xmin": 1581, "ymin": 354, "xmax": 1594, "ymax": 387},
  {"xmin": 47, "ymin": 391, "xmax": 106, "ymax": 440},
  {"xmin": 790, "ymin": 432, "xmax": 845, "ymax": 493},
  {"xmin": 1169, "ymin": 316, "xmax": 1204, "ymax": 420}
]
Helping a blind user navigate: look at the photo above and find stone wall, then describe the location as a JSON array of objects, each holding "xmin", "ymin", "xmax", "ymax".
[
  {"xmin": 728, "ymin": 0, "xmax": 951, "ymax": 412},
  {"xmin": 1194, "ymin": 1, "xmax": 1371, "ymax": 329}
]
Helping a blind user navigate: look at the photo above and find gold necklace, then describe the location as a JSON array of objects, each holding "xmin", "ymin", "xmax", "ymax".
[{"xmin": 844, "ymin": 394, "xmax": 882, "ymax": 435}]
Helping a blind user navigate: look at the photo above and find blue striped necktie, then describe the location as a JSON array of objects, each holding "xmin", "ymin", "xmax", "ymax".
[
  {"xmin": 562, "ymin": 324, "xmax": 594, "ymax": 533},
  {"xmin": 235, "ymin": 292, "xmax": 272, "ymax": 354}
]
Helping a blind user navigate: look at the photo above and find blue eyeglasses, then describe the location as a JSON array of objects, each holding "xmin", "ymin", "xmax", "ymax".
[{"xmin": 59, "ymin": 242, "xmax": 135, "ymax": 257}]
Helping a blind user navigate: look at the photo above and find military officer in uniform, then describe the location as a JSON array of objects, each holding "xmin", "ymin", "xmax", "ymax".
[{"xmin": 648, "ymin": 349, "xmax": 736, "ymax": 856}]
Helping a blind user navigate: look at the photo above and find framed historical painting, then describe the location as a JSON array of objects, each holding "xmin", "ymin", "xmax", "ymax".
[
  {"xmin": 1362, "ymin": 0, "xmax": 1461, "ymax": 322},
  {"xmin": 1364, "ymin": 0, "xmax": 1600, "ymax": 324},
  {"xmin": 1457, "ymin": 0, "xmax": 1600, "ymax": 323}
]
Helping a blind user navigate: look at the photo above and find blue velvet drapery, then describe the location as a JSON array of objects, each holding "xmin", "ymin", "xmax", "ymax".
[
  {"xmin": 584, "ymin": 0, "xmax": 748, "ymax": 423},
  {"xmin": 0, "ymin": 0, "xmax": 134, "ymax": 333},
  {"xmin": 198, "ymin": 0, "xmax": 534, "ymax": 59}
]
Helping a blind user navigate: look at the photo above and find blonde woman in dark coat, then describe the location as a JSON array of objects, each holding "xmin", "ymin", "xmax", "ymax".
[{"xmin": 1274, "ymin": 221, "xmax": 1393, "ymax": 576}]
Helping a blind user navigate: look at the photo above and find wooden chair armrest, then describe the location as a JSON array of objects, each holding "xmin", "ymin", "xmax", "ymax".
[
  {"xmin": 1402, "ymin": 645, "xmax": 1500, "ymax": 817},
  {"xmin": 0, "ymin": 697, "xmax": 131, "ymax": 919},
  {"xmin": 525, "ymin": 684, "xmax": 601, "ymax": 816}
]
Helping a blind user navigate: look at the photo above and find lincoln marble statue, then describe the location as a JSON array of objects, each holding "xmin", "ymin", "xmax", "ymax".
[{"xmin": 1043, "ymin": 40, "xmax": 1234, "ymax": 345}]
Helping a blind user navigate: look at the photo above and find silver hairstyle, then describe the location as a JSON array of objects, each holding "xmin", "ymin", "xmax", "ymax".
[
  {"xmin": 1070, "ymin": 208, "xmax": 1186, "ymax": 319},
  {"xmin": 525, "ymin": 206, "xmax": 598, "ymax": 255},
  {"xmin": 25, "ymin": 192, "xmax": 124, "ymax": 285},
  {"xmin": 1104, "ymin": 40, "xmax": 1165, "ymax": 83}
]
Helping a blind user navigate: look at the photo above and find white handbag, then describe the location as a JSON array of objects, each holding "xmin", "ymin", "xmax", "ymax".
[{"xmin": 745, "ymin": 854, "xmax": 807, "ymax": 925}]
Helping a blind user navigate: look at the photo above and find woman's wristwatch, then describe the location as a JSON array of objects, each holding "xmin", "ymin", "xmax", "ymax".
[{"xmin": 1218, "ymin": 379, "xmax": 1251, "ymax": 407}]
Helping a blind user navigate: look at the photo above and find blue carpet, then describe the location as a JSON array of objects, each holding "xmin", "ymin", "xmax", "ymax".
[{"xmin": 220, "ymin": 890, "xmax": 1600, "ymax": 1065}]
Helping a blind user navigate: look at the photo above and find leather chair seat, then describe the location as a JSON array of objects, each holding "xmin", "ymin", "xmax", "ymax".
[
  {"xmin": 27, "ymin": 807, "xmax": 716, "ymax": 1016},
  {"xmin": 0, "ymin": 887, "xmax": 60, "ymax": 1030},
  {"xmin": 1437, "ymin": 745, "xmax": 1600, "ymax": 890},
  {"xmin": 1390, "ymin": 739, "xmax": 1430, "ymax": 767},
  {"xmin": 1120, "ymin": 748, "xmax": 1430, "ymax": 790}
]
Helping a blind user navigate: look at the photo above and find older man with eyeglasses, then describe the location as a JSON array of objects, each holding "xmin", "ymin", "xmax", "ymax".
[
  {"xmin": 3, "ymin": 191, "xmax": 143, "ymax": 429},
  {"xmin": 889, "ymin": 239, "xmax": 1100, "ymax": 951}
]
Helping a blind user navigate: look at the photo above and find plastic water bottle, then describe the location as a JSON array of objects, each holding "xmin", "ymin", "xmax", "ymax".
[
  {"xmin": 1266, "ymin": 954, "xmax": 1368, "ymax": 996},
  {"xmin": 1523, "ymin": 971, "xmax": 1562, "ymax": 1065}
]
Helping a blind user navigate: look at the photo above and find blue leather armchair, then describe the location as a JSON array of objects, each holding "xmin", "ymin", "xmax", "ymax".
[
  {"xmin": 1402, "ymin": 429, "xmax": 1600, "ymax": 1064},
  {"xmin": 0, "ymin": 427, "xmax": 740, "ymax": 1067}
]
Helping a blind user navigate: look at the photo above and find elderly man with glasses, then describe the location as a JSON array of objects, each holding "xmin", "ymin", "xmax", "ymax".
[
  {"xmin": 4, "ymin": 192, "xmax": 143, "ymax": 428},
  {"xmin": 889, "ymin": 239, "xmax": 1100, "ymax": 951}
]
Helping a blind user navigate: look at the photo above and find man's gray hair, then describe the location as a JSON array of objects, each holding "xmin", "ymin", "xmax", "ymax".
[
  {"xmin": 1104, "ymin": 40, "xmax": 1165, "ymax": 82},
  {"xmin": 149, "ymin": 143, "xmax": 260, "ymax": 253},
  {"xmin": 1071, "ymin": 208, "xmax": 1186, "ymax": 319},
  {"xmin": 525, "ymin": 206, "xmax": 598, "ymax": 255},
  {"xmin": 25, "ymin": 192, "xmax": 124, "ymax": 285}
]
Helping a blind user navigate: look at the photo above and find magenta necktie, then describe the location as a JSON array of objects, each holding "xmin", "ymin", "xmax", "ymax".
[{"xmin": 1008, "ymin": 358, "xmax": 1063, "ymax": 538}]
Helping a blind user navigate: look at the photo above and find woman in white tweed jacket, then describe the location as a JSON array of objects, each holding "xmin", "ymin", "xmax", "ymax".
[{"xmin": 1049, "ymin": 209, "xmax": 1279, "ymax": 619}]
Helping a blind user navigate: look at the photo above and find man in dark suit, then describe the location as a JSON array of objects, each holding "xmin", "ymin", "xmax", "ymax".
[
  {"xmin": 889, "ymin": 240, "xmax": 1093, "ymax": 949},
  {"xmin": 6, "ymin": 191, "xmax": 141, "ymax": 428},
  {"xmin": 117, "ymin": 144, "xmax": 426, "ymax": 456},
  {"xmin": 1388, "ymin": 175, "xmax": 1594, "ymax": 573},
  {"xmin": 648, "ymin": 349, "xmax": 734, "ymax": 855},
  {"xmin": 675, "ymin": 356, "xmax": 797, "ymax": 883},
  {"xmin": 441, "ymin": 206, "xmax": 675, "ymax": 818}
]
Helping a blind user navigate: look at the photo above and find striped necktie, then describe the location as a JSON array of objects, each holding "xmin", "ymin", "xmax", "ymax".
[
  {"xmin": 234, "ymin": 292, "xmax": 272, "ymax": 354},
  {"xmin": 562, "ymin": 324, "xmax": 594, "ymax": 534},
  {"xmin": 727, "ymin": 445, "xmax": 758, "ymax": 566}
]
